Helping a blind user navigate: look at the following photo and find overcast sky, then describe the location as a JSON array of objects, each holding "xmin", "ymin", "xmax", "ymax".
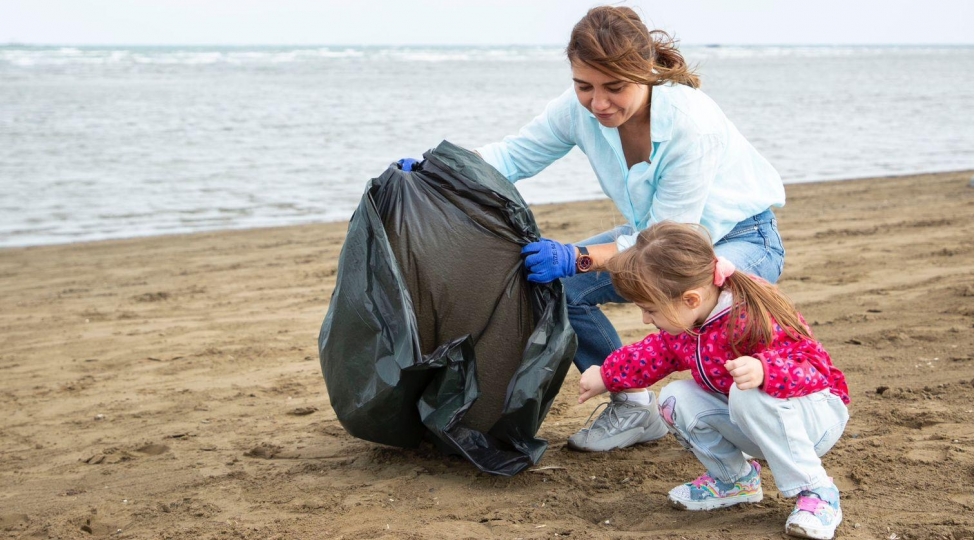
[{"xmin": 1, "ymin": 0, "xmax": 972, "ymax": 46}]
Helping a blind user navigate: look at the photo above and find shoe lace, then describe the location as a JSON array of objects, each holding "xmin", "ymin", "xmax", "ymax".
[
  {"xmin": 580, "ymin": 401, "xmax": 610, "ymax": 428},
  {"xmin": 579, "ymin": 398, "xmax": 628, "ymax": 439}
]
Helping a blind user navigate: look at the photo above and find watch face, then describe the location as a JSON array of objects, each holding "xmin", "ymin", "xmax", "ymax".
[{"xmin": 577, "ymin": 255, "xmax": 594, "ymax": 273}]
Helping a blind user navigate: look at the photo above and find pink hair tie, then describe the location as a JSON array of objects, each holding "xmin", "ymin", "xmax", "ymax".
[{"xmin": 713, "ymin": 256, "xmax": 736, "ymax": 287}]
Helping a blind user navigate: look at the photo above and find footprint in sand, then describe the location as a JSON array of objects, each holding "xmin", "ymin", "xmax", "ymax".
[
  {"xmin": 135, "ymin": 443, "xmax": 170, "ymax": 455},
  {"xmin": 79, "ymin": 517, "xmax": 117, "ymax": 535},
  {"xmin": 83, "ymin": 443, "xmax": 170, "ymax": 464},
  {"xmin": 0, "ymin": 514, "xmax": 29, "ymax": 532}
]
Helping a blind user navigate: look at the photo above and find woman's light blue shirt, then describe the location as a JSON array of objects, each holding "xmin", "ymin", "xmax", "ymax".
[{"xmin": 476, "ymin": 83, "xmax": 784, "ymax": 250}]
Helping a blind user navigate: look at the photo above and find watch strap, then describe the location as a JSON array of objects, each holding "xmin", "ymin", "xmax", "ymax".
[{"xmin": 575, "ymin": 245, "xmax": 594, "ymax": 273}]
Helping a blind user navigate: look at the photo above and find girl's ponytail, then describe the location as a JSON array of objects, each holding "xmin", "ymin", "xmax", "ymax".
[{"xmin": 723, "ymin": 271, "xmax": 813, "ymax": 356}]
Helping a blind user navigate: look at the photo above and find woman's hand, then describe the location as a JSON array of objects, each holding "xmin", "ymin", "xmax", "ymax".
[
  {"xmin": 578, "ymin": 366, "xmax": 608, "ymax": 403},
  {"xmin": 724, "ymin": 356, "xmax": 765, "ymax": 390},
  {"xmin": 396, "ymin": 158, "xmax": 419, "ymax": 171},
  {"xmin": 521, "ymin": 239, "xmax": 577, "ymax": 283}
]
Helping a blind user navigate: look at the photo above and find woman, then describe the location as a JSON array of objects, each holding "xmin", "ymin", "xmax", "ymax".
[{"xmin": 475, "ymin": 6, "xmax": 786, "ymax": 452}]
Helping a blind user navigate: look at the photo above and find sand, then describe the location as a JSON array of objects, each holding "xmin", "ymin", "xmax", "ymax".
[{"xmin": 1, "ymin": 170, "xmax": 972, "ymax": 540}]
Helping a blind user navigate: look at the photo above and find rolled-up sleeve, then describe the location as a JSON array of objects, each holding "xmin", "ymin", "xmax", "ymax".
[
  {"xmin": 476, "ymin": 89, "xmax": 576, "ymax": 183},
  {"xmin": 615, "ymin": 232, "xmax": 638, "ymax": 251}
]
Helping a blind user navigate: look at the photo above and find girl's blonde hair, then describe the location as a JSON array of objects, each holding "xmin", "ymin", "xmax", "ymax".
[
  {"xmin": 567, "ymin": 5, "xmax": 700, "ymax": 89},
  {"xmin": 604, "ymin": 222, "xmax": 811, "ymax": 354}
]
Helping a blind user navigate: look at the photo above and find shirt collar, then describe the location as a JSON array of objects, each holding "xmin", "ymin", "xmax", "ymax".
[{"xmin": 701, "ymin": 290, "xmax": 734, "ymax": 327}]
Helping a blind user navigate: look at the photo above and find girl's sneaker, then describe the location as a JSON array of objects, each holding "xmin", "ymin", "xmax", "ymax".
[
  {"xmin": 668, "ymin": 461, "xmax": 763, "ymax": 510},
  {"xmin": 785, "ymin": 484, "xmax": 842, "ymax": 540}
]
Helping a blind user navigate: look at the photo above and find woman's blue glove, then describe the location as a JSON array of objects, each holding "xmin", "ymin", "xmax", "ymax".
[
  {"xmin": 521, "ymin": 239, "xmax": 576, "ymax": 283},
  {"xmin": 397, "ymin": 158, "xmax": 419, "ymax": 172}
]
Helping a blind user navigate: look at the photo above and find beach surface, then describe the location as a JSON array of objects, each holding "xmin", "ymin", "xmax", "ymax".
[{"xmin": 1, "ymin": 170, "xmax": 972, "ymax": 540}]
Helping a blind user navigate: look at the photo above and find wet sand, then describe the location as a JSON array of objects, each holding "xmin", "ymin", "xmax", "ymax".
[{"xmin": 1, "ymin": 170, "xmax": 972, "ymax": 539}]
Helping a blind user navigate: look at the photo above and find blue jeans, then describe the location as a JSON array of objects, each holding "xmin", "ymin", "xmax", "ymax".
[
  {"xmin": 659, "ymin": 380, "xmax": 848, "ymax": 496},
  {"xmin": 564, "ymin": 209, "xmax": 785, "ymax": 372}
]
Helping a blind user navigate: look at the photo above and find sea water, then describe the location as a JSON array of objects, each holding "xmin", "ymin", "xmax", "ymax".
[{"xmin": 0, "ymin": 45, "xmax": 972, "ymax": 247}]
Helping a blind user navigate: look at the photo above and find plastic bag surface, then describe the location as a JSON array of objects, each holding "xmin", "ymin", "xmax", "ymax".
[{"xmin": 318, "ymin": 140, "xmax": 576, "ymax": 476}]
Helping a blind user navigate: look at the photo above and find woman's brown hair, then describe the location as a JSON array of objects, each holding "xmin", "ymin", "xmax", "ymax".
[
  {"xmin": 604, "ymin": 222, "xmax": 811, "ymax": 354},
  {"xmin": 566, "ymin": 5, "xmax": 700, "ymax": 89}
]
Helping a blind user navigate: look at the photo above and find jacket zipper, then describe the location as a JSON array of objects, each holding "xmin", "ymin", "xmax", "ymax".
[{"xmin": 695, "ymin": 306, "xmax": 732, "ymax": 393}]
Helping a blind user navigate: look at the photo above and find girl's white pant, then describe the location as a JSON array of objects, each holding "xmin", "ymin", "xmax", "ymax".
[{"xmin": 659, "ymin": 379, "xmax": 849, "ymax": 497}]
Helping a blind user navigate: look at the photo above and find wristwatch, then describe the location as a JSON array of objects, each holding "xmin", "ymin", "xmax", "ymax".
[{"xmin": 576, "ymin": 245, "xmax": 594, "ymax": 273}]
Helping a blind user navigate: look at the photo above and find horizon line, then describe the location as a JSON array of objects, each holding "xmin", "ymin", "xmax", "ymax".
[{"xmin": 2, "ymin": 42, "xmax": 973, "ymax": 48}]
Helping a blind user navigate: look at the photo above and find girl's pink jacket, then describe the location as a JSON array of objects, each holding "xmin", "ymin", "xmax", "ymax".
[{"xmin": 600, "ymin": 295, "xmax": 850, "ymax": 404}]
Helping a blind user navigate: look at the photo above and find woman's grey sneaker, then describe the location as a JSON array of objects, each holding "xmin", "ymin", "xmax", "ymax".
[{"xmin": 567, "ymin": 391, "xmax": 669, "ymax": 452}]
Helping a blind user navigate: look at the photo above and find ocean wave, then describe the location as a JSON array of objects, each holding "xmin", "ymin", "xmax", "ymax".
[
  {"xmin": 1, "ymin": 45, "xmax": 966, "ymax": 68},
  {"xmin": 681, "ymin": 45, "xmax": 968, "ymax": 60},
  {"xmin": 0, "ymin": 46, "xmax": 567, "ymax": 67}
]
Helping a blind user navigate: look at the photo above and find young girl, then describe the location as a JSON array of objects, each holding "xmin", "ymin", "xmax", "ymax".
[{"xmin": 578, "ymin": 221, "xmax": 850, "ymax": 540}]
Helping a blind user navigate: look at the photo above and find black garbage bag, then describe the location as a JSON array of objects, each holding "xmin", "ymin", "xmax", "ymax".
[{"xmin": 318, "ymin": 140, "xmax": 576, "ymax": 476}]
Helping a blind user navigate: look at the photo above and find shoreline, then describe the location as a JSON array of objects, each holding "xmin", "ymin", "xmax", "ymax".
[
  {"xmin": 0, "ymin": 169, "xmax": 972, "ymax": 539},
  {"xmin": 3, "ymin": 168, "xmax": 972, "ymax": 251}
]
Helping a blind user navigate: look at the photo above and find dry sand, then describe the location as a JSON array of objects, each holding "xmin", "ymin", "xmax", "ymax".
[{"xmin": 1, "ymin": 170, "xmax": 972, "ymax": 540}]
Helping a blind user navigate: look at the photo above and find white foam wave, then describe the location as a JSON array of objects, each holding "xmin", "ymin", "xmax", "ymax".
[
  {"xmin": 685, "ymin": 45, "xmax": 971, "ymax": 61},
  {"xmin": 0, "ymin": 46, "xmax": 570, "ymax": 67},
  {"xmin": 2, "ymin": 45, "xmax": 966, "ymax": 68}
]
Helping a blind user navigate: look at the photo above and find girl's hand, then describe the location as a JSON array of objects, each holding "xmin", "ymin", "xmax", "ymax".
[
  {"xmin": 578, "ymin": 366, "xmax": 607, "ymax": 403},
  {"xmin": 724, "ymin": 356, "xmax": 765, "ymax": 390}
]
